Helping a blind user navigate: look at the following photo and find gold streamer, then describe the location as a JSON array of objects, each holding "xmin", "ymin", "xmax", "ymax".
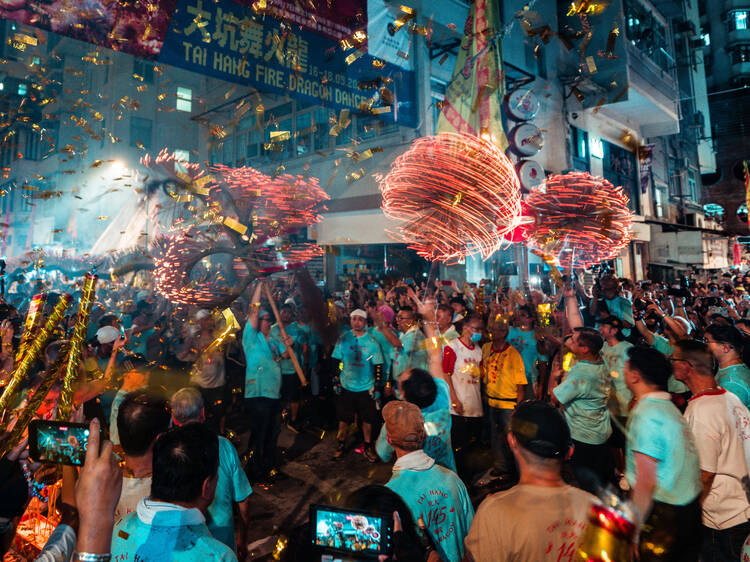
[
  {"xmin": 57, "ymin": 274, "xmax": 97, "ymax": 420},
  {"xmin": 189, "ymin": 308, "xmax": 240, "ymax": 381},
  {"xmin": 16, "ymin": 293, "xmax": 47, "ymax": 362},
  {"xmin": 0, "ymin": 294, "xmax": 72, "ymax": 423},
  {"xmin": 0, "ymin": 352, "xmax": 68, "ymax": 458}
]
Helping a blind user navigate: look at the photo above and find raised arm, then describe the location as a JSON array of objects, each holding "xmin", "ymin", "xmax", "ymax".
[
  {"xmin": 247, "ymin": 281, "xmax": 263, "ymax": 332},
  {"xmin": 410, "ymin": 291, "xmax": 448, "ymax": 384}
]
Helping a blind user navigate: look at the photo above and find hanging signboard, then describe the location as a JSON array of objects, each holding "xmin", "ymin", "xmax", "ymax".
[{"xmin": 0, "ymin": 0, "xmax": 417, "ymax": 127}]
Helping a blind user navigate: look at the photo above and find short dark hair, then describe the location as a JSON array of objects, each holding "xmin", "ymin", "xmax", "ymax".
[
  {"xmin": 705, "ymin": 324, "xmax": 745, "ymax": 351},
  {"xmin": 398, "ymin": 305, "xmax": 414, "ymax": 315},
  {"xmin": 98, "ymin": 314, "xmax": 118, "ymax": 328},
  {"xmin": 674, "ymin": 339, "xmax": 713, "ymax": 375},
  {"xmin": 599, "ymin": 316, "xmax": 625, "ymax": 341},
  {"xmin": 627, "ymin": 346, "xmax": 672, "ymax": 390},
  {"xmin": 573, "ymin": 327, "xmax": 604, "ymax": 355},
  {"xmin": 401, "ymin": 369, "xmax": 437, "ymax": 409},
  {"xmin": 117, "ymin": 389, "xmax": 170, "ymax": 457},
  {"xmin": 345, "ymin": 485, "xmax": 423, "ymax": 560},
  {"xmin": 151, "ymin": 423, "xmax": 219, "ymax": 504},
  {"xmin": 437, "ymin": 304, "xmax": 452, "ymax": 314}
]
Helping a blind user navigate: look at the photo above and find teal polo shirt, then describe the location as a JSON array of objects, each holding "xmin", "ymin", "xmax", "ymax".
[
  {"xmin": 625, "ymin": 393, "xmax": 701, "ymax": 506},
  {"xmin": 553, "ymin": 360, "xmax": 612, "ymax": 445}
]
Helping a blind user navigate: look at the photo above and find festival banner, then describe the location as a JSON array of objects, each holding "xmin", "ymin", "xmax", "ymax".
[
  {"xmin": 436, "ymin": 0, "xmax": 507, "ymax": 150},
  {"xmin": 0, "ymin": 0, "xmax": 416, "ymax": 126},
  {"xmin": 159, "ymin": 0, "xmax": 416, "ymax": 126}
]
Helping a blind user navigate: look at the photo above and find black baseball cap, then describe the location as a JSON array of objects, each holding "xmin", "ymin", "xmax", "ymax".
[{"xmin": 510, "ymin": 400, "xmax": 571, "ymax": 459}]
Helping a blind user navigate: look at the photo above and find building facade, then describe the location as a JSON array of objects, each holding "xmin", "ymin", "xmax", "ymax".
[
  {"xmin": 0, "ymin": 0, "xmax": 727, "ymax": 286},
  {"xmin": 699, "ymin": 0, "xmax": 750, "ymax": 240}
]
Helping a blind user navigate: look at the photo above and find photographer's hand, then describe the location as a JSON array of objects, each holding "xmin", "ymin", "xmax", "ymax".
[{"xmin": 75, "ymin": 418, "xmax": 122, "ymax": 556}]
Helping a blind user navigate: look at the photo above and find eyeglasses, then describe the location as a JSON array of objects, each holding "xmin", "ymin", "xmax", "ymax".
[{"xmin": 668, "ymin": 357, "xmax": 692, "ymax": 365}]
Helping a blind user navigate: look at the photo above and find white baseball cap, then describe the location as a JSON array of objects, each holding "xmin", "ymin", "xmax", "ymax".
[
  {"xmin": 350, "ymin": 309, "xmax": 367, "ymax": 319},
  {"xmin": 96, "ymin": 326, "xmax": 120, "ymax": 344}
]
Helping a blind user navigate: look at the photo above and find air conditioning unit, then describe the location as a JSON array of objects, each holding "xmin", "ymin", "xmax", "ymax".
[{"xmin": 689, "ymin": 37, "xmax": 706, "ymax": 49}]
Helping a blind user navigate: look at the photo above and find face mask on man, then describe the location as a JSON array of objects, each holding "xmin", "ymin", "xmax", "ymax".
[{"xmin": 471, "ymin": 332, "xmax": 482, "ymax": 343}]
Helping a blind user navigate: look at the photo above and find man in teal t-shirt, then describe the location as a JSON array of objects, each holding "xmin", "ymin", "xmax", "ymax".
[
  {"xmin": 508, "ymin": 306, "xmax": 545, "ymax": 399},
  {"xmin": 623, "ymin": 346, "xmax": 701, "ymax": 560},
  {"xmin": 376, "ymin": 371, "xmax": 455, "ymax": 471},
  {"xmin": 705, "ymin": 324, "xmax": 750, "ymax": 409},
  {"xmin": 270, "ymin": 304, "xmax": 307, "ymax": 431},
  {"xmin": 241, "ymin": 288, "xmax": 291, "ymax": 481},
  {"xmin": 383, "ymin": 401, "xmax": 473, "ymax": 562},
  {"xmin": 551, "ymin": 328, "xmax": 612, "ymax": 491},
  {"xmin": 391, "ymin": 307, "xmax": 429, "ymax": 385},
  {"xmin": 598, "ymin": 317, "xmax": 634, "ymax": 416},
  {"xmin": 331, "ymin": 309, "xmax": 384, "ymax": 461},
  {"xmin": 111, "ymin": 424, "xmax": 238, "ymax": 562},
  {"xmin": 171, "ymin": 388, "xmax": 253, "ymax": 556}
]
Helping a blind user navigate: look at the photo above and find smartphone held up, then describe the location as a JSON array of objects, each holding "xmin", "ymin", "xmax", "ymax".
[{"xmin": 29, "ymin": 420, "xmax": 99, "ymax": 466}]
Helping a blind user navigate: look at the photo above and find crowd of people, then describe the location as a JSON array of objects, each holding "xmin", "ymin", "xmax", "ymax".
[{"xmin": 2, "ymin": 267, "xmax": 750, "ymax": 561}]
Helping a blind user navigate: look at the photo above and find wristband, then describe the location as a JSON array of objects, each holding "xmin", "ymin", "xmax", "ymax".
[{"xmin": 74, "ymin": 554, "xmax": 111, "ymax": 562}]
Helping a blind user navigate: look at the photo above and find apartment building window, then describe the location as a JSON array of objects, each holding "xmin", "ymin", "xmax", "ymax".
[
  {"xmin": 133, "ymin": 59, "xmax": 154, "ymax": 83},
  {"xmin": 603, "ymin": 140, "xmax": 639, "ymax": 213},
  {"xmin": 174, "ymin": 149, "xmax": 190, "ymax": 173},
  {"xmin": 728, "ymin": 10, "xmax": 750, "ymax": 32},
  {"xmin": 701, "ymin": 33, "xmax": 710, "ymax": 46},
  {"xmin": 570, "ymin": 126, "xmax": 590, "ymax": 172},
  {"xmin": 176, "ymin": 87, "xmax": 192, "ymax": 112},
  {"xmin": 17, "ymin": 83, "xmax": 26, "ymax": 96},
  {"xmin": 624, "ymin": 0, "xmax": 672, "ymax": 71},
  {"xmin": 687, "ymin": 169, "xmax": 699, "ymax": 202},
  {"xmin": 730, "ymin": 43, "xmax": 750, "ymax": 64},
  {"xmin": 130, "ymin": 117, "xmax": 152, "ymax": 149},
  {"xmin": 24, "ymin": 129, "xmax": 42, "ymax": 161}
]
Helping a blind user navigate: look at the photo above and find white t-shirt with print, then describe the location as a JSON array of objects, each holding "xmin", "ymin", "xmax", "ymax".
[
  {"xmin": 443, "ymin": 338, "xmax": 483, "ymax": 417},
  {"xmin": 684, "ymin": 389, "xmax": 750, "ymax": 530}
]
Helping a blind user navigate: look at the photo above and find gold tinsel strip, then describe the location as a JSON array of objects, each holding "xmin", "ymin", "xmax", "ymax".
[
  {"xmin": 0, "ymin": 294, "xmax": 72, "ymax": 422},
  {"xmin": 15, "ymin": 293, "xmax": 47, "ymax": 362},
  {"xmin": 56, "ymin": 274, "xmax": 97, "ymax": 420},
  {"xmin": 189, "ymin": 308, "xmax": 240, "ymax": 381},
  {"xmin": 0, "ymin": 350, "xmax": 68, "ymax": 458}
]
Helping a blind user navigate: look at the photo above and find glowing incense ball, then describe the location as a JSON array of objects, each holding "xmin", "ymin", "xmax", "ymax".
[
  {"xmin": 153, "ymin": 234, "xmax": 238, "ymax": 307},
  {"xmin": 379, "ymin": 133, "xmax": 522, "ymax": 263},
  {"xmin": 525, "ymin": 172, "xmax": 633, "ymax": 269},
  {"xmin": 211, "ymin": 165, "xmax": 329, "ymax": 240}
]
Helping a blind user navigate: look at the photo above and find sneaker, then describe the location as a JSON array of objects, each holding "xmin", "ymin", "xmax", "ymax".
[
  {"xmin": 333, "ymin": 440, "xmax": 346, "ymax": 459},
  {"xmin": 364, "ymin": 444, "xmax": 378, "ymax": 463}
]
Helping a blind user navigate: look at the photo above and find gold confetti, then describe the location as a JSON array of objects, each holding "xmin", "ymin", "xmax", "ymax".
[
  {"xmin": 344, "ymin": 51, "xmax": 364, "ymax": 65},
  {"xmin": 269, "ymin": 130, "xmax": 291, "ymax": 141},
  {"xmin": 346, "ymin": 168, "xmax": 365, "ymax": 184},
  {"xmin": 586, "ymin": 56, "xmax": 597, "ymax": 74},
  {"xmin": 96, "ymin": 216, "xmax": 109, "ymax": 220},
  {"xmin": 13, "ymin": 33, "xmax": 37, "ymax": 46}
]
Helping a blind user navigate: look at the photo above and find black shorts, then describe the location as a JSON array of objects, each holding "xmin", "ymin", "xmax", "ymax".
[
  {"xmin": 336, "ymin": 389, "xmax": 379, "ymax": 424},
  {"xmin": 281, "ymin": 373, "xmax": 301, "ymax": 402}
]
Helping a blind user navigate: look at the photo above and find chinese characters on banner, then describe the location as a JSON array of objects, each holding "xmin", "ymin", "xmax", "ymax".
[{"xmin": 0, "ymin": 0, "xmax": 417, "ymax": 127}]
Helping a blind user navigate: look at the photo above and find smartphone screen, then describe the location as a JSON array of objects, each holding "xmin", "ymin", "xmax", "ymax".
[
  {"xmin": 29, "ymin": 420, "xmax": 96, "ymax": 466},
  {"xmin": 311, "ymin": 504, "xmax": 392, "ymax": 557}
]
